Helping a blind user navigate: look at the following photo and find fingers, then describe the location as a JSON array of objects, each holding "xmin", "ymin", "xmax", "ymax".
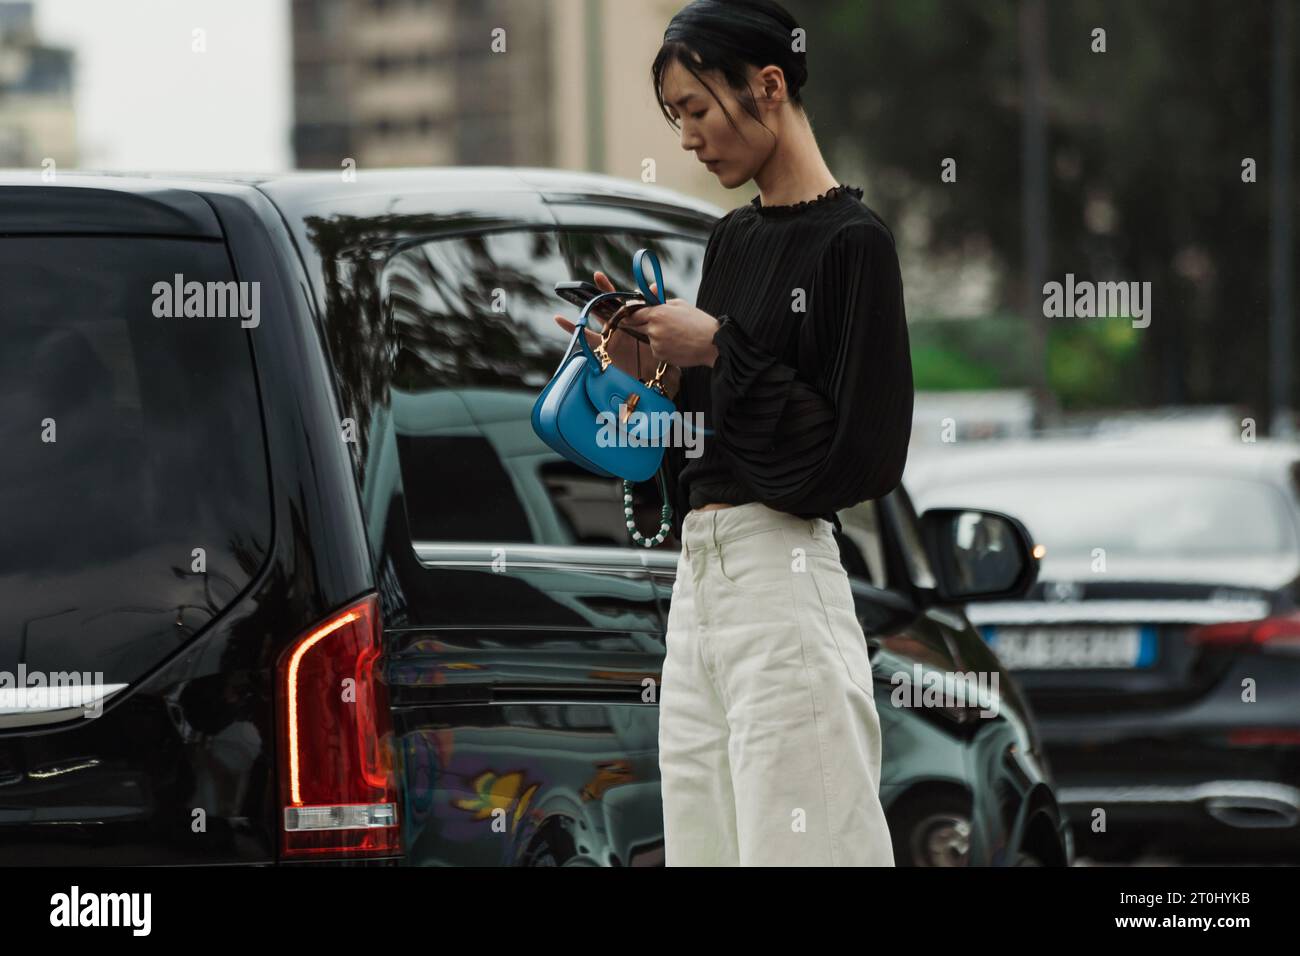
[{"xmin": 623, "ymin": 302, "xmax": 652, "ymax": 323}]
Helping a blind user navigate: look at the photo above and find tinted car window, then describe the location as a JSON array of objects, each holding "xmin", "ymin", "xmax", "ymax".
[
  {"xmin": 383, "ymin": 228, "xmax": 706, "ymax": 547},
  {"xmin": 0, "ymin": 236, "xmax": 271, "ymax": 683}
]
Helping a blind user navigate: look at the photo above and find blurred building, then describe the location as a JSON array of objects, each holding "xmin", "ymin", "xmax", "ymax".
[
  {"xmin": 549, "ymin": 0, "xmax": 712, "ymax": 192},
  {"xmin": 289, "ymin": 0, "xmax": 729, "ymax": 207},
  {"xmin": 292, "ymin": 0, "xmax": 551, "ymax": 169},
  {"xmin": 0, "ymin": 1, "xmax": 76, "ymax": 168}
]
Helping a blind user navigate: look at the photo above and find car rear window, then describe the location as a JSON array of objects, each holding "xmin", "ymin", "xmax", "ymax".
[{"xmin": 0, "ymin": 236, "xmax": 272, "ymax": 686}]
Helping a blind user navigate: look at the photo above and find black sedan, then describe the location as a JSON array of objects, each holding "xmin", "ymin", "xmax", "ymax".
[{"xmin": 907, "ymin": 436, "xmax": 1300, "ymax": 862}]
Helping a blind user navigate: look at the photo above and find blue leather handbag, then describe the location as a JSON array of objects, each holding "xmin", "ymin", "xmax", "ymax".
[{"xmin": 531, "ymin": 249, "xmax": 676, "ymax": 547}]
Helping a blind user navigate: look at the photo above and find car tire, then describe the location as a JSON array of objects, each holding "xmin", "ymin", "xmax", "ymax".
[
  {"xmin": 522, "ymin": 817, "xmax": 598, "ymax": 866},
  {"xmin": 890, "ymin": 793, "xmax": 973, "ymax": 866}
]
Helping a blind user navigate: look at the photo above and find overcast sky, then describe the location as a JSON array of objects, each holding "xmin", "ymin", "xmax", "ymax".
[{"xmin": 36, "ymin": 0, "xmax": 290, "ymax": 172}]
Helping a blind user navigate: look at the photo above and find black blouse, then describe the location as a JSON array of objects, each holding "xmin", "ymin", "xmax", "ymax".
[{"xmin": 660, "ymin": 183, "xmax": 914, "ymax": 542}]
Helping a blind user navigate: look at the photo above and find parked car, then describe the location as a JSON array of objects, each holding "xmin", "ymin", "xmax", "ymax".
[
  {"xmin": 0, "ymin": 168, "xmax": 1069, "ymax": 866},
  {"xmin": 907, "ymin": 437, "xmax": 1300, "ymax": 862}
]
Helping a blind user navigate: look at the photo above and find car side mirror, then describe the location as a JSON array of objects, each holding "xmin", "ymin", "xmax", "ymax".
[{"xmin": 917, "ymin": 508, "xmax": 1039, "ymax": 604}]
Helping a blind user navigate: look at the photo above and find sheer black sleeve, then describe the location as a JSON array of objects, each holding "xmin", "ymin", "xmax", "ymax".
[{"xmin": 707, "ymin": 221, "xmax": 914, "ymax": 514}]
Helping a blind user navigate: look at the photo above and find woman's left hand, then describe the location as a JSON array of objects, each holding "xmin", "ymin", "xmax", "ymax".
[{"xmin": 620, "ymin": 298, "xmax": 721, "ymax": 368}]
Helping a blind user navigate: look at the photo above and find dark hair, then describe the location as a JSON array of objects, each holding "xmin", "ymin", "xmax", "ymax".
[{"xmin": 651, "ymin": 0, "xmax": 807, "ymax": 140}]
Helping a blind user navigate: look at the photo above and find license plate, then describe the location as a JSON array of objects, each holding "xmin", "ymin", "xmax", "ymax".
[{"xmin": 979, "ymin": 625, "xmax": 1156, "ymax": 669}]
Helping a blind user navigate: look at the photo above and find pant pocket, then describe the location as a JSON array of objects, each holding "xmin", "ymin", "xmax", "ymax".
[
  {"xmin": 808, "ymin": 548, "xmax": 855, "ymax": 610},
  {"xmin": 715, "ymin": 528, "xmax": 794, "ymax": 595},
  {"xmin": 830, "ymin": 618, "xmax": 877, "ymax": 699}
]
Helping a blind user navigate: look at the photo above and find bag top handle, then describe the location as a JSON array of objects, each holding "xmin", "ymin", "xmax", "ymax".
[
  {"xmin": 633, "ymin": 248, "xmax": 665, "ymax": 306},
  {"xmin": 573, "ymin": 248, "xmax": 666, "ymax": 332},
  {"xmin": 576, "ymin": 289, "xmax": 640, "ymax": 332}
]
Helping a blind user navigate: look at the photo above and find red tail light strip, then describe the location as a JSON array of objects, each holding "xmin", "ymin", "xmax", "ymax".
[{"xmin": 276, "ymin": 594, "xmax": 401, "ymax": 859}]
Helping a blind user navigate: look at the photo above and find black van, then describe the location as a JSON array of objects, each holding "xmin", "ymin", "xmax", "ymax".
[{"xmin": 0, "ymin": 168, "xmax": 1070, "ymax": 866}]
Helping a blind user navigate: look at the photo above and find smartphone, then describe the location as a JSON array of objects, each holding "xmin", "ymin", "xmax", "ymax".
[{"xmin": 554, "ymin": 280, "xmax": 650, "ymax": 342}]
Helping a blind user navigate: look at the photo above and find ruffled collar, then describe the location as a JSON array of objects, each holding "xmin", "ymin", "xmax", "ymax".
[{"xmin": 749, "ymin": 183, "xmax": 864, "ymax": 217}]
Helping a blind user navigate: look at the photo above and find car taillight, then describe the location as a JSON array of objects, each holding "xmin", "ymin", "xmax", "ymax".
[
  {"xmin": 276, "ymin": 593, "xmax": 400, "ymax": 859},
  {"xmin": 1187, "ymin": 612, "xmax": 1300, "ymax": 651}
]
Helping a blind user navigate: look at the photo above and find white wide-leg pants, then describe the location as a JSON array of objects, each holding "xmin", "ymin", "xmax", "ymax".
[{"xmin": 658, "ymin": 501, "xmax": 895, "ymax": 867}]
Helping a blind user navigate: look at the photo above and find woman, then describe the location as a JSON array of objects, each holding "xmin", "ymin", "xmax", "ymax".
[{"xmin": 555, "ymin": 0, "xmax": 913, "ymax": 866}]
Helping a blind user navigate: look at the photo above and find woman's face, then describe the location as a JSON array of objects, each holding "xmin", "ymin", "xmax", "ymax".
[{"xmin": 660, "ymin": 59, "xmax": 775, "ymax": 189}]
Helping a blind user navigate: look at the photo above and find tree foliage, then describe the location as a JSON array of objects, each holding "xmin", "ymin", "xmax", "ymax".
[{"xmin": 797, "ymin": 0, "xmax": 1290, "ymax": 415}]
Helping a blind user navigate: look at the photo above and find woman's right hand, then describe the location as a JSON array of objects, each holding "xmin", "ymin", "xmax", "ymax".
[{"xmin": 552, "ymin": 270, "xmax": 653, "ymax": 380}]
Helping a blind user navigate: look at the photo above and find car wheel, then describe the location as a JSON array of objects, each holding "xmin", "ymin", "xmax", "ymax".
[
  {"xmin": 891, "ymin": 794, "xmax": 973, "ymax": 866},
  {"xmin": 522, "ymin": 817, "xmax": 598, "ymax": 866}
]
